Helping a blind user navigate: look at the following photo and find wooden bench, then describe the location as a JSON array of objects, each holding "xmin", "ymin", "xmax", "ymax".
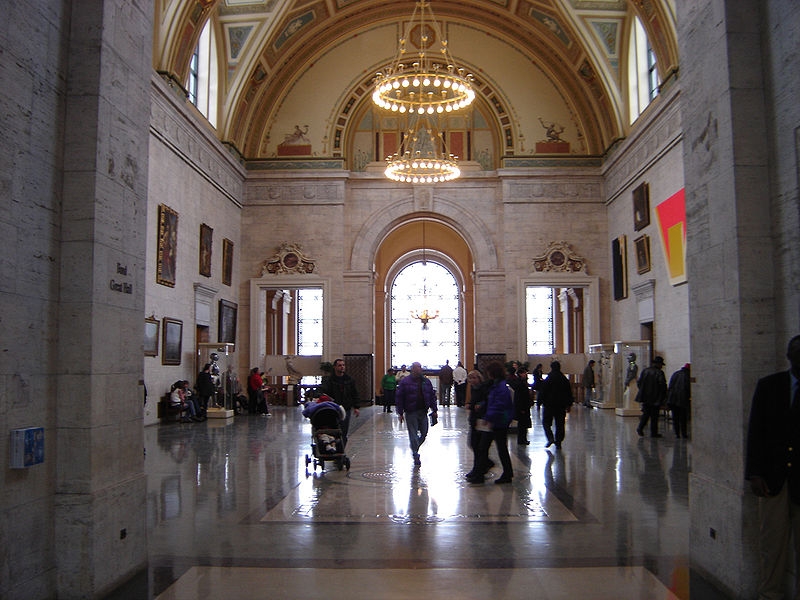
[{"xmin": 158, "ymin": 394, "xmax": 184, "ymax": 422}]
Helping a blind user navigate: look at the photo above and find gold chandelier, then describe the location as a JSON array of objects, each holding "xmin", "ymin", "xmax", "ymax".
[
  {"xmin": 384, "ymin": 120, "xmax": 460, "ymax": 184},
  {"xmin": 372, "ymin": 1, "xmax": 475, "ymax": 116}
]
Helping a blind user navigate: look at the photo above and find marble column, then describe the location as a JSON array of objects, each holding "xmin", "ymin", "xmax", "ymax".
[
  {"xmin": 678, "ymin": 1, "xmax": 775, "ymax": 596},
  {"xmin": 54, "ymin": 0, "xmax": 153, "ymax": 597}
]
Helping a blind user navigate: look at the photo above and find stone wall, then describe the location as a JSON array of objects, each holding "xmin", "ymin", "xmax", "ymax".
[
  {"xmin": 604, "ymin": 86, "xmax": 690, "ymax": 367},
  {"xmin": 144, "ymin": 76, "xmax": 246, "ymax": 426}
]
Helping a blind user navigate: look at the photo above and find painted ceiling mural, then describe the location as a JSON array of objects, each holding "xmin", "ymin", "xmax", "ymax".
[{"xmin": 153, "ymin": 0, "xmax": 678, "ymax": 162}]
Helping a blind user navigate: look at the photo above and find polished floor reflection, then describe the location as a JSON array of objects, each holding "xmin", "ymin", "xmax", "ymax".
[{"xmin": 119, "ymin": 403, "xmax": 721, "ymax": 599}]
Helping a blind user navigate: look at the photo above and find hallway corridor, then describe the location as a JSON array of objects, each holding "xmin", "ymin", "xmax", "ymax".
[{"xmin": 119, "ymin": 403, "xmax": 719, "ymax": 599}]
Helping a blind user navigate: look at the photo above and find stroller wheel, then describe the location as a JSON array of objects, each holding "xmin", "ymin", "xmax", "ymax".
[
  {"xmin": 344, "ymin": 457, "xmax": 351, "ymax": 470},
  {"xmin": 336, "ymin": 458, "xmax": 344, "ymax": 471}
]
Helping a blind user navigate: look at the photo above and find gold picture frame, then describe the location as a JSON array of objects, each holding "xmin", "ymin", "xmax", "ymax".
[
  {"xmin": 222, "ymin": 238, "xmax": 233, "ymax": 286},
  {"xmin": 162, "ymin": 317, "xmax": 183, "ymax": 366},
  {"xmin": 633, "ymin": 182, "xmax": 650, "ymax": 231},
  {"xmin": 157, "ymin": 204, "xmax": 178, "ymax": 287},
  {"xmin": 635, "ymin": 234, "xmax": 651, "ymax": 274},
  {"xmin": 144, "ymin": 317, "xmax": 159, "ymax": 357},
  {"xmin": 199, "ymin": 223, "xmax": 213, "ymax": 277},
  {"xmin": 218, "ymin": 300, "xmax": 238, "ymax": 344}
]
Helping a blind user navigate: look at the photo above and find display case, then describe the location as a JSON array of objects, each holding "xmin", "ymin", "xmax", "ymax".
[
  {"xmin": 587, "ymin": 343, "xmax": 618, "ymax": 409},
  {"xmin": 613, "ymin": 340, "xmax": 651, "ymax": 416},
  {"xmin": 196, "ymin": 342, "xmax": 236, "ymax": 418}
]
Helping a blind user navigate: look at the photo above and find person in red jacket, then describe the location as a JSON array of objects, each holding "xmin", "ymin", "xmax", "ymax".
[{"xmin": 247, "ymin": 368, "xmax": 263, "ymax": 415}]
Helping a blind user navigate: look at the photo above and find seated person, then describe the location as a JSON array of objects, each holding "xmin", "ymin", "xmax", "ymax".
[
  {"xmin": 302, "ymin": 394, "xmax": 346, "ymax": 421},
  {"xmin": 170, "ymin": 381, "xmax": 199, "ymax": 422}
]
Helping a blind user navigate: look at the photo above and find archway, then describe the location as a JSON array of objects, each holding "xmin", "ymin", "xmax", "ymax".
[{"xmin": 374, "ymin": 217, "xmax": 474, "ymax": 379}]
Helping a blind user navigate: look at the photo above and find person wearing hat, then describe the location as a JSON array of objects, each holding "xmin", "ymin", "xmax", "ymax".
[
  {"xmin": 636, "ymin": 356, "xmax": 668, "ymax": 437},
  {"xmin": 667, "ymin": 363, "xmax": 692, "ymax": 438}
]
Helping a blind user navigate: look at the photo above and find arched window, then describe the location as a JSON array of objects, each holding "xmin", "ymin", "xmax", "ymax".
[
  {"xmin": 390, "ymin": 262, "xmax": 460, "ymax": 370},
  {"xmin": 186, "ymin": 20, "xmax": 218, "ymax": 127},
  {"xmin": 628, "ymin": 16, "xmax": 660, "ymax": 124}
]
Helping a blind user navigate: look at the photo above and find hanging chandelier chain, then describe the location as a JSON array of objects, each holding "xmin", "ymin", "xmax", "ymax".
[{"xmin": 373, "ymin": 0, "xmax": 475, "ymax": 116}]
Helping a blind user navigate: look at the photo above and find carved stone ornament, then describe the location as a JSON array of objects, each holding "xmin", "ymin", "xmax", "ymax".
[
  {"xmin": 532, "ymin": 241, "xmax": 587, "ymax": 273},
  {"xmin": 261, "ymin": 242, "xmax": 316, "ymax": 275}
]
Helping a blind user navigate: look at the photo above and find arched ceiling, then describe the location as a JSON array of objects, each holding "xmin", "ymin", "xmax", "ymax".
[{"xmin": 154, "ymin": 0, "xmax": 678, "ymax": 160}]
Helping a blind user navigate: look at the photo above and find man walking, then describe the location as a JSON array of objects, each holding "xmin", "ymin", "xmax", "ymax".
[
  {"xmin": 318, "ymin": 358, "xmax": 361, "ymax": 447},
  {"xmin": 439, "ymin": 360, "xmax": 454, "ymax": 406},
  {"xmin": 395, "ymin": 362, "xmax": 438, "ymax": 466},
  {"xmin": 636, "ymin": 356, "xmax": 667, "ymax": 438}
]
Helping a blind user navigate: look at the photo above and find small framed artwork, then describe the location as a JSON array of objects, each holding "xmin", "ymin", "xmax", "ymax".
[
  {"xmin": 635, "ymin": 234, "xmax": 651, "ymax": 274},
  {"xmin": 612, "ymin": 235, "xmax": 628, "ymax": 300},
  {"xmin": 633, "ymin": 182, "xmax": 650, "ymax": 231},
  {"xmin": 222, "ymin": 238, "xmax": 233, "ymax": 286},
  {"xmin": 157, "ymin": 204, "xmax": 178, "ymax": 287},
  {"xmin": 218, "ymin": 300, "xmax": 238, "ymax": 344},
  {"xmin": 199, "ymin": 223, "xmax": 213, "ymax": 277},
  {"xmin": 162, "ymin": 317, "xmax": 183, "ymax": 366},
  {"xmin": 144, "ymin": 317, "xmax": 159, "ymax": 357}
]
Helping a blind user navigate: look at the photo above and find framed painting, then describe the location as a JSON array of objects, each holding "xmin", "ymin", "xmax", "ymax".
[
  {"xmin": 633, "ymin": 182, "xmax": 650, "ymax": 231},
  {"xmin": 612, "ymin": 235, "xmax": 628, "ymax": 300},
  {"xmin": 162, "ymin": 317, "xmax": 183, "ymax": 366},
  {"xmin": 635, "ymin": 234, "xmax": 651, "ymax": 274},
  {"xmin": 157, "ymin": 204, "xmax": 178, "ymax": 287},
  {"xmin": 199, "ymin": 223, "xmax": 213, "ymax": 277},
  {"xmin": 144, "ymin": 317, "xmax": 159, "ymax": 357},
  {"xmin": 222, "ymin": 238, "xmax": 233, "ymax": 286},
  {"xmin": 218, "ymin": 300, "xmax": 237, "ymax": 344}
]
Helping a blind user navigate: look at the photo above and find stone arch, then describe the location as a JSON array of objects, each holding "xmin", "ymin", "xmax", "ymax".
[{"xmin": 349, "ymin": 190, "xmax": 499, "ymax": 274}]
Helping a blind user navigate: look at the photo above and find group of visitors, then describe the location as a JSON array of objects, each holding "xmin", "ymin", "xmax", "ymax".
[{"xmin": 169, "ymin": 380, "xmax": 205, "ymax": 423}]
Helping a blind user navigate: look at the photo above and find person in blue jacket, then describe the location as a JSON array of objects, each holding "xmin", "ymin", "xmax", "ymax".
[{"xmin": 468, "ymin": 361, "xmax": 514, "ymax": 484}]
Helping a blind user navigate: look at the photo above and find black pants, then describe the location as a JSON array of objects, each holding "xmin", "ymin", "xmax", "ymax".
[
  {"xmin": 475, "ymin": 427, "xmax": 512, "ymax": 479},
  {"xmin": 638, "ymin": 404, "xmax": 661, "ymax": 435},
  {"xmin": 542, "ymin": 407, "xmax": 566, "ymax": 445},
  {"xmin": 671, "ymin": 405, "xmax": 689, "ymax": 438}
]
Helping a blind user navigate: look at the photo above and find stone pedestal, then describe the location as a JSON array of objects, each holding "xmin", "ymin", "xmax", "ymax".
[
  {"xmin": 616, "ymin": 381, "xmax": 640, "ymax": 417},
  {"xmin": 207, "ymin": 407, "xmax": 235, "ymax": 419}
]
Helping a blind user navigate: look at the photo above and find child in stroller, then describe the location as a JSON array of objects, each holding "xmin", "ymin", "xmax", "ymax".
[{"xmin": 303, "ymin": 394, "xmax": 350, "ymax": 471}]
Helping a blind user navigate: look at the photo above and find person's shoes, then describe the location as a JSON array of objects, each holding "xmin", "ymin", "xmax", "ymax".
[
  {"xmin": 495, "ymin": 475, "xmax": 513, "ymax": 484},
  {"xmin": 180, "ymin": 417, "xmax": 193, "ymax": 423},
  {"xmin": 464, "ymin": 471, "xmax": 476, "ymax": 479},
  {"xmin": 652, "ymin": 433, "xmax": 663, "ymax": 438},
  {"xmin": 545, "ymin": 441, "xmax": 553, "ymax": 448},
  {"xmin": 519, "ymin": 440, "xmax": 530, "ymax": 445},
  {"xmin": 466, "ymin": 475, "xmax": 484, "ymax": 484},
  {"xmin": 636, "ymin": 427, "xmax": 644, "ymax": 437},
  {"xmin": 413, "ymin": 453, "xmax": 421, "ymax": 466}
]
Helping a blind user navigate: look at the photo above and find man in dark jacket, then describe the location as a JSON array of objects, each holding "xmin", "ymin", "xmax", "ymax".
[
  {"xmin": 746, "ymin": 335, "xmax": 800, "ymax": 599},
  {"xmin": 538, "ymin": 361, "xmax": 573, "ymax": 449},
  {"xmin": 667, "ymin": 363, "xmax": 691, "ymax": 438},
  {"xmin": 195, "ymin": 363, "xmax": 216, "ymax": 416},
  {"xmin": 395, "ymin": 362, "xmax": 438, "ymax": 466},
  {"xmin": 636, "ymin": 356, "xmax": 667, "ymax": 438},
  {"xmin": 318, "ymin": 358, "xmax": 361, "ymax": 447}
]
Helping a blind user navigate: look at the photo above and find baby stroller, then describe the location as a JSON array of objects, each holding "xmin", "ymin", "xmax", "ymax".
[{"xmin": 304, "ymin": 402, "xmax": 351, "ymax": 472}]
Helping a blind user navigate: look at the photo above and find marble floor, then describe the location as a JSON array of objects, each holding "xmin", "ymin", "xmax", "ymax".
[{"xmin": 110, "ymin": 403, "xmax": 728, "ymax": 599}]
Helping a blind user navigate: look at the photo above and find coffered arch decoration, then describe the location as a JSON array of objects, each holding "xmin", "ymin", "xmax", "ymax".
[
  {"xmin": 151, "ymin": 1, "xmax": 680, "ymax": 159},
  {"xmin": 231, "ymin": 3, "xmax": 622, "ymax": 158}
]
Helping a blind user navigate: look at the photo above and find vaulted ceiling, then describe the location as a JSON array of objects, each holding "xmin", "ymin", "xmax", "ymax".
[{"xmin": 154, "ymin": 0, "xmax": 678, "ymax": 160}]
